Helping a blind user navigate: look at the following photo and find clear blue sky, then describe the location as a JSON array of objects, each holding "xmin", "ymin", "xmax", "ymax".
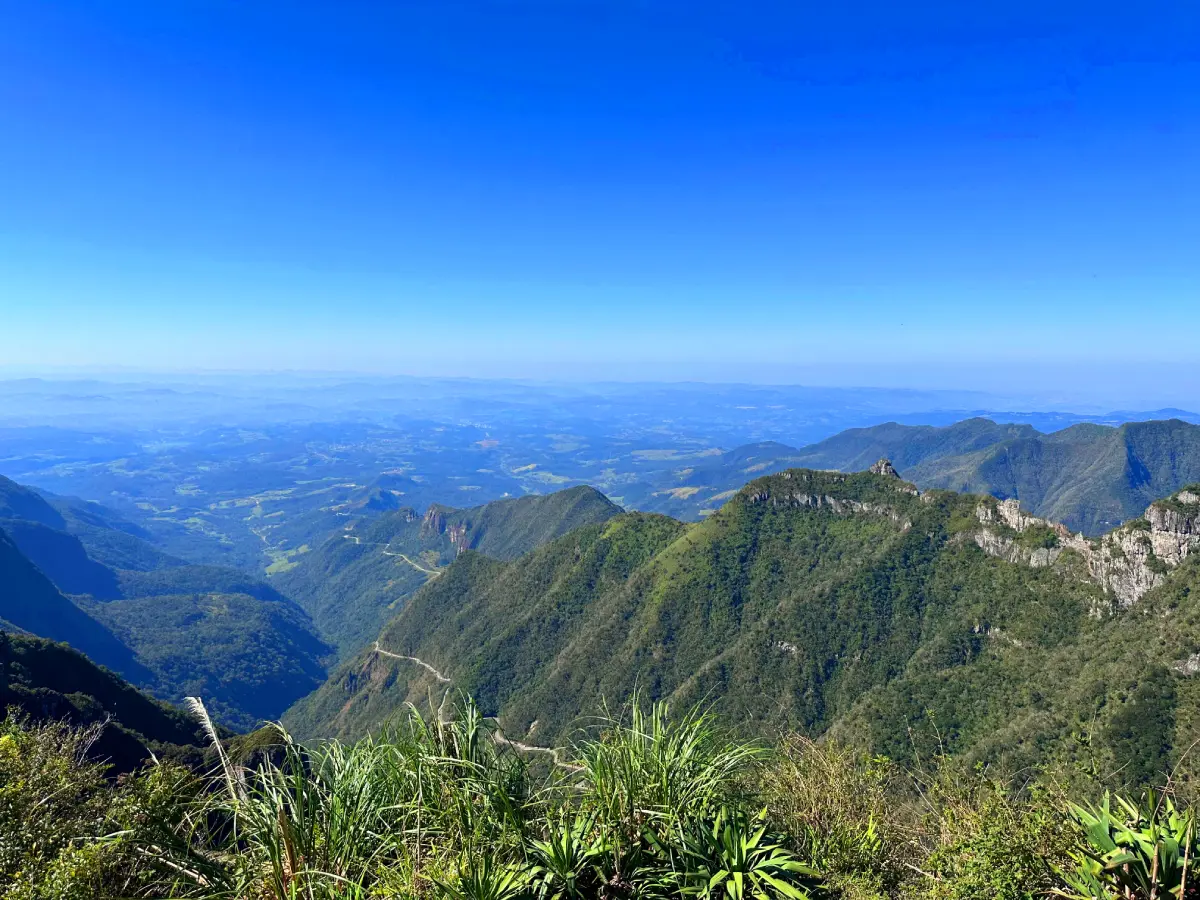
[{"xmin": 1, "ymin": 1, "xmax": 1198, "ymax": 399}]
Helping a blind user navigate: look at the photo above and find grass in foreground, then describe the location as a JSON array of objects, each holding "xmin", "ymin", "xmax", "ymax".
[{"xmin": 1, "ymin": 695, "xmax": 1196, "ymax": 900}]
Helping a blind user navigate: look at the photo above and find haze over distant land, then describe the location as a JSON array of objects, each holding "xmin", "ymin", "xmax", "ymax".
[{"xmin": 0, "ymin": 365, "xmax": 1196, "ymax": 414}]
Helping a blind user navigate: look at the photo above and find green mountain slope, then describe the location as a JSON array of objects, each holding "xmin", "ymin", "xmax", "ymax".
[
  {"xmin": 285, "ymin": 468, "xmax": 1200, "ymax": 785},
  {"xmin": 0, "ymin": 631, "xmax": 208, "ymax": 772},
  {"xmin": 0, "ymin": 475, "xmax": 332, "ymax": 730},
  {"xmin": 81, "ymin": 592, "xmax": 331, "ymax": 732},
  {"xmin": 0, "ymin": 474, "xmax": 68, "ymax": 528},
  {"xmin": 275, "ymin": 485, "xmax": 622, "ymax": 657},
  {"xmin": 910, "ymin": 418, "xmax": 1200, "ymax": 534},
  {"xmin": 0, "ymin": 527, "xmax": 147, "ymax": 678},
  {"xmin": 789, "ymin": 417, "xmax": 1200, "ymax": 535},
  {"xmin": 0, "ymin": 517, "xmax": 124, "ymax": 598},
  {"xmin": 791, "ymin": 417, "xmax": 1037, "ymax": 472},
  {"xmin": 0, "ymin": 475, "xmax": 181, "ymax": 570}
]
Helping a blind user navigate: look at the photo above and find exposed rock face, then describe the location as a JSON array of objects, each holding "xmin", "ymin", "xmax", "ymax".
[
  {"xmin": 1173, "ymin": 652, "xmax": 1200, "ymax": 676},
  {"xmin": 870, "ymin": 458, "xmax": 900, "ymax": 478},
  {"xmin": 447, "ymin": 522, "xmax": 469, "ymax": 554},
  {"xmin": 421, "ymin": 505, "xmax": 447, "ymax": 535},
  {"xmin": 1146, "ymin": 501, "xmax": 1200, "ymax": 561},
  {"xmin": 974, "ymin": 490, "xmax": 1200, "ymax": 608},
  {"xmin": 419, "ymin": 506, "xmax": 471, "ymax": 556},
  {"xmin": 742, "ymin": 466, "xmax": 921, "ymax": 528},
  {"xmin": 977, "ymin": 498, "xmax": 1061, "ymax": 535},
  {"xmin": 745, "ymin": 488, "xmax": 913, "ymax": 530},
  {"xmin": 971, "ymin": 527, "xmax": 1063, "ymax": 569}
]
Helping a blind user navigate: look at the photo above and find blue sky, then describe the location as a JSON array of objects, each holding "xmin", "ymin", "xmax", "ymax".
[{"xmin": 1, "ymin": 1, "xmax": 1198, "ymax": 399}]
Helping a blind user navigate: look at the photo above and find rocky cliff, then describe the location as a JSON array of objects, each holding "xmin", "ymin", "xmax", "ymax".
[{"xmin": 973, "ymin": 486, "xmax": 1200, "ymax": 608}]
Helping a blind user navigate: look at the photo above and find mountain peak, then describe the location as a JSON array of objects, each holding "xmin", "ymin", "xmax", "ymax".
[{"xmin": 869, "ymin": 458, "xmax": 900, "ymax": 478}]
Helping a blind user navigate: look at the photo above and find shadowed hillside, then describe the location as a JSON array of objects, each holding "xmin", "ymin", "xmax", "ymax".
[
  {"xmin": 0, "ymin": 474, "xmax": 332, "ymax": 730},
  {"xmin": 275, "ymin": 485, "xmax": 622, "ymax": 657}
]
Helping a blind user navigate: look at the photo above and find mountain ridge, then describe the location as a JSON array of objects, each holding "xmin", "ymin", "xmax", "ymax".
[
  {"xmin": 284, "ymin": 467, "xmax": 1200, "ymax": 786},
  {"xmin": 0, "ymin": 474, "xmax": 331, "ymax": 730},
  {"xmin": 275, "ymin": 485, "xmax": 623, "ymax": 658}
]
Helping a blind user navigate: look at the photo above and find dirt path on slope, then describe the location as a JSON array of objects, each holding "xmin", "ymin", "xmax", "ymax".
[
  {"xmin": 343, "ymin": 534, "xmax": 443, "ymax": 577},
  {"xmin": 370, "ymin": 641, "xmax": 580, "ymax": 771},
  {"xmin": 372, "ymin": 641, "xmax": 451, "ymax": 682}
]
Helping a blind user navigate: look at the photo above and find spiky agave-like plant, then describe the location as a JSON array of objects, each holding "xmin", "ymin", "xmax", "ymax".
[{"xmin": 1059, "ymin": 792, "xmax": 1197, "ymax": 900}]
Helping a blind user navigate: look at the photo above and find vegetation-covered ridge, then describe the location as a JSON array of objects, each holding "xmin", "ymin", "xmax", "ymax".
[
  {"xmin": 0, "ymin": 631, "xmax": 209, "ymax": 771},
  {"xmin": 0, "ymin": 473, "xmax": 331, "ymax": 731},
  {"xmin": 6, "ymin": 690, "xmax": 1200, "ymax": 900},
  {"xmin": 972, "ymin": 484, "xmax": 1200, "ymax": 607},
  {"xmin": 287, "ymin": 465, "xmax": 1200, "ymax": 790},
  {"xmin": 791, "ymin": 417, "xmax": 1200, "ymax": 536},
  {"xmin": 275, "ymin": 485, "xmax": 622, "ymax": 658}
]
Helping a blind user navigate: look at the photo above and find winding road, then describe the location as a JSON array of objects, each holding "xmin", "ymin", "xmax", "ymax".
[
  {"xmin": 369, "ymin": 641, "xmax": 581, "ymax": 772},
  {"xmin": 372, "ymin": 641, "xmax": 451, "ymax": 683},
  {"xmin": 382, "ymin": 551, "xmax": 441, "ymax": 577},
  {"xmin": 343, "ymin": 534, "xmax": 443, "ymax": 577}
]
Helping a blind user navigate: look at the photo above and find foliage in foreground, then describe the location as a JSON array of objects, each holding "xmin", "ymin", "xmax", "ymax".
[{"xmin": 3, "ymin": 696, "xmax": 1200, "ymax": 900}]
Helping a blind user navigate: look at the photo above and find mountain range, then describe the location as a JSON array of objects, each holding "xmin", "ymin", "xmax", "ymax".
[
  {"xmin": 0, "ymin": 631, "xmax": 210, "ymax": 772},
  {"xmin": 275, "ymin": 485, "xmax": 622, "ymax": 658},
  {"xmin": 7, "ymin": 413, "xmax": 1200, "ymax": 784},
  {"xmin": 284, "ymin": 463, "xmax": 1200, "ymax": 788},
  {"xmin": 634, "ymin": 417, "xmax": 1200, "ymax": 535}
]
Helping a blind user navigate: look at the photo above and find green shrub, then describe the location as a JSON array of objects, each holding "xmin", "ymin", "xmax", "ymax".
[
  {"xmin": 1017, "ymin": 524, "xmax": 1060, "ymax": 551},
  {"xmin": 7, "ymin": 690, "xmax": 1200, "ymax": 900},
  {"xmin": 915, "ymin": 774, "xmax": 1074, "ymax": 900},
  {"xmin": 0, "ymin": 713, "xmax": 207, "ymax": 900}
]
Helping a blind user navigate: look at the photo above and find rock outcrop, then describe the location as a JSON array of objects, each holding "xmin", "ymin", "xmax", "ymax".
[
  {"xmin": 974, "ymin": 488, "xmax": 1200, "ymax": 608},
  {"xmin": 870, "ymin": 458, "xmax": 900, "ymax": 478},
  {"xmin": 744, "ymin": 467, "xmax": 917, "ymax": 529},
  {"xmin": 419, "ymin": 505, "xmax": 471, "ymax": 555}
]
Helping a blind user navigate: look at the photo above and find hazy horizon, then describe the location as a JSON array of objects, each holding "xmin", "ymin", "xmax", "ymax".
[
  {"xmin": 1, "ymin": 362, "xmax": 1197, "ymax": 413},
  {"xmin": 4, "ymin": 2, "xmax": 1198, "ymax": 396}
]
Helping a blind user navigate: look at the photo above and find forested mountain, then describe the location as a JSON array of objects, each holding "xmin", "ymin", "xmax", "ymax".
[
  {"xmin": 78, "ymin": 592, "xmax": 331, "ymax": 731},
  {"xmin": 0, "ymin": 474, "xmax": 331, "ymax": 730},
  {"xmin": 789, "ymin": 417, "xmax": 1200, "ymax": 535},
  {"xmin": 0, "ymin": 527, "xmax": 146, "ymax": 678},
  {"xmin": 0, "ymin": 474, "xmax": 184, "ymax": 570},
  {"xmin": 275, "ymin": 485, "xmax": 622, "ymax": 657},
  {"xmin": 789, "ymin": 417, "xmax": 1038, "ymax": 472},
  {"xmin": 285, "ymin": 466, "xmax": 1200, "ymax": 785},
  {"xmin": 605, "ymin": 417, "xmax": 1200, "ymax": 530},
  {"xmin": 0, "ymin": 631, "xmax": 208, "ymax": 771}
]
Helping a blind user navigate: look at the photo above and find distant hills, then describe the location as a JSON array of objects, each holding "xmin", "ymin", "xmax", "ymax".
[
  {"xmin": 618, "ymin": 442, "xmax": 811, "ymax": 519},
  {"xmin": 0, "ymin": 473, "xmax": 622, "ymax": 730},
  {"xmin": 0, "ymin": 526, "xmax": 145, "ymax": 678},
  {"xmin": 10, "ymin": 408, "xmax": 1200, "ymax": 775},
  {"xmin": 791, "ymin": 417, "xmax": 1200, "ymax": 535},
  {"xmin": 0, "ymin": 474, "xmax": 330, "ymax": 730},
  {"xmin": 628, "ymin": 417, "xmax": 1200, "ymax": 535},
  {"xmin": 285, "ymin": 468, "xmax": 1200, "ymax": 785},
  {"xmin": 275, "ymin": 485, "xmax": 622, "ymax": 658}
]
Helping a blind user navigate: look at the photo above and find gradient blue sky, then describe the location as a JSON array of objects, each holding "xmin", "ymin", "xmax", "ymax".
[{"xmin": 1, "ymin": 1, "xmax": 1198, "ymax": 397}]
